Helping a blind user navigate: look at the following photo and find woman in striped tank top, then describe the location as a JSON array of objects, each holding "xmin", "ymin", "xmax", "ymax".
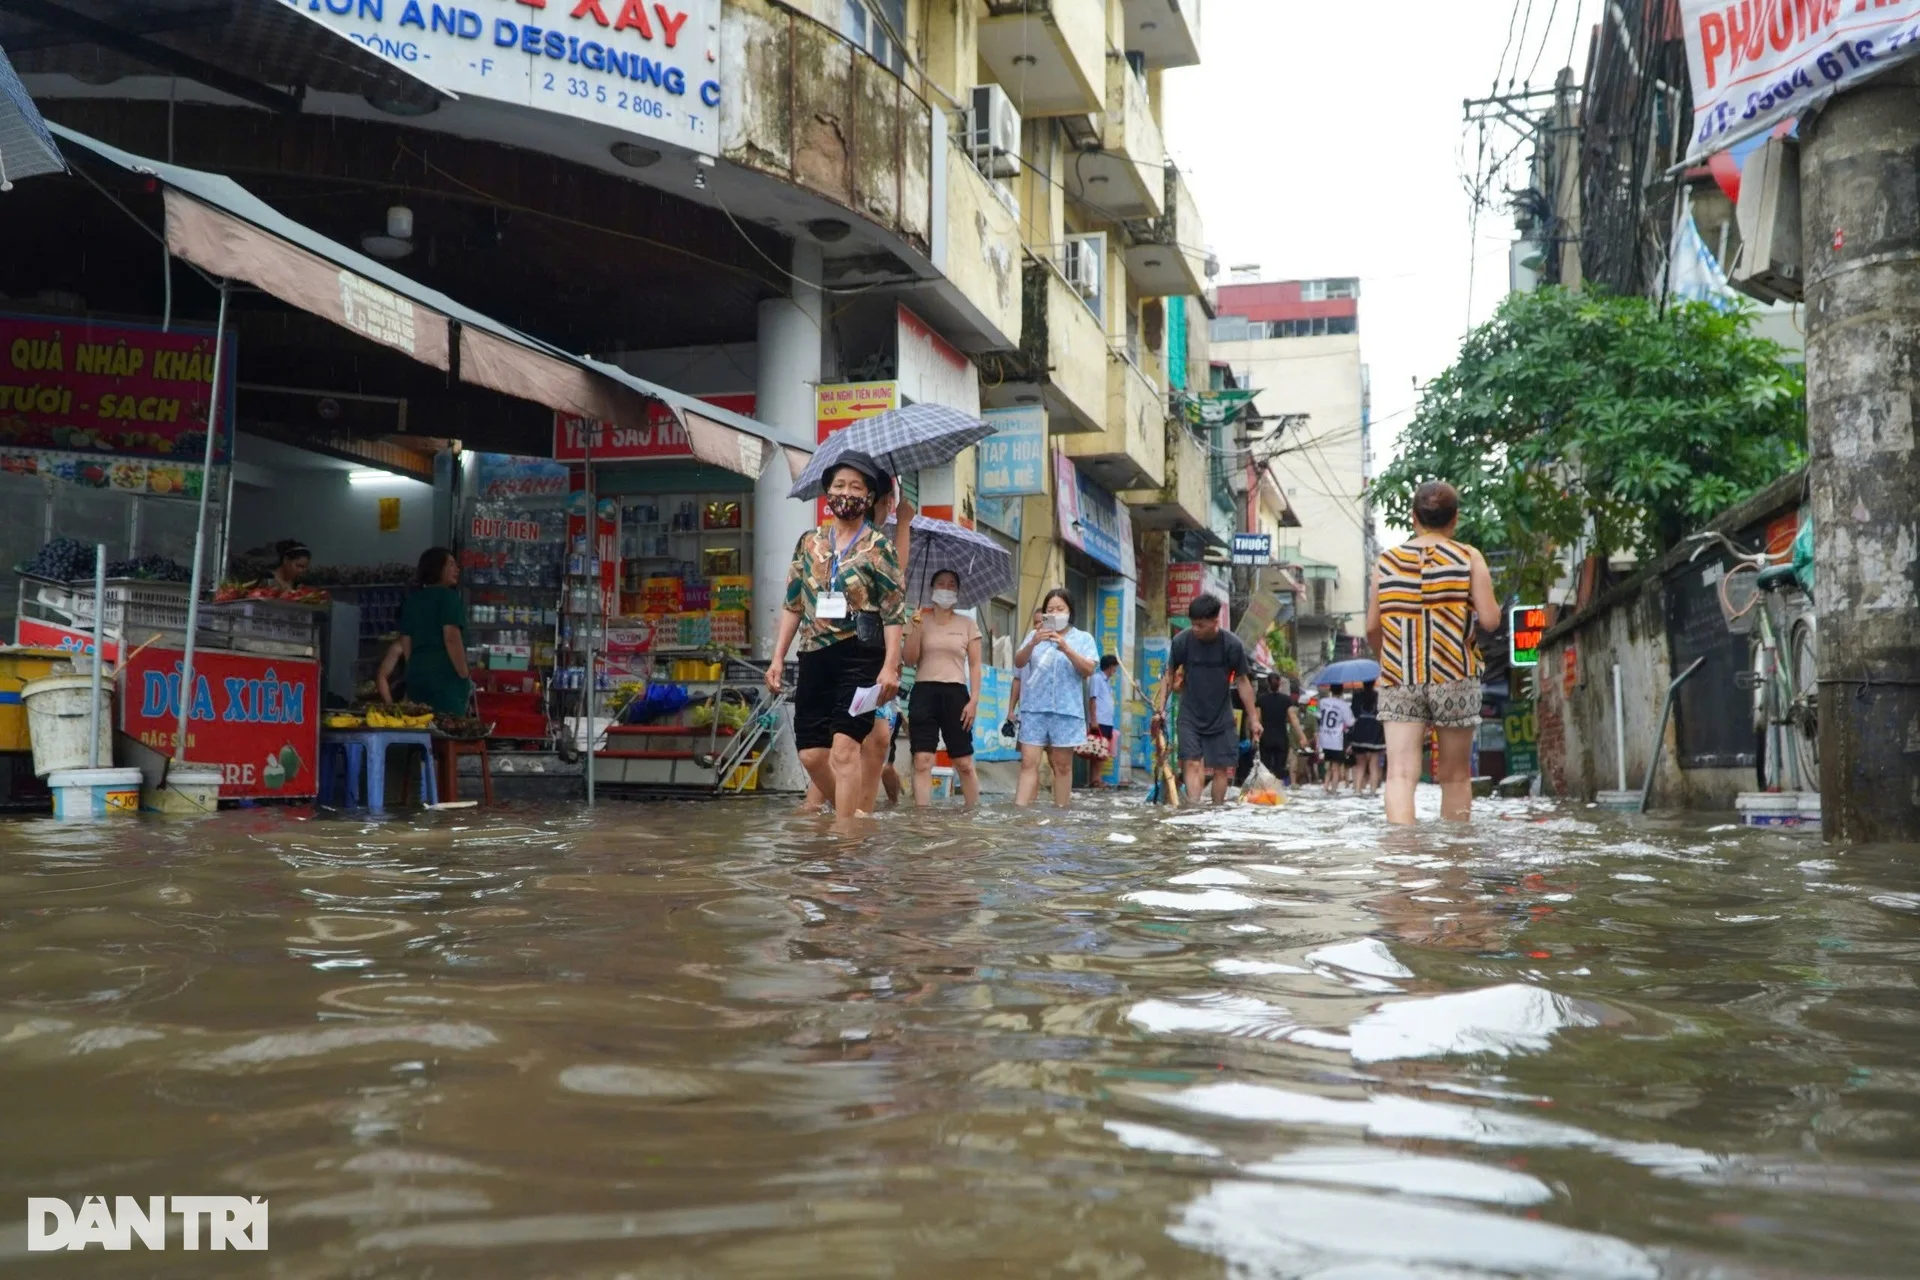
[{"xmin": 1365, "ymin": 481, "xmax": 1501, "ymax": 825}]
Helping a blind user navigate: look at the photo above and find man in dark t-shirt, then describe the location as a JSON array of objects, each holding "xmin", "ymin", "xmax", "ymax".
[
  {"xmin": 1255, "ymin": 676, "xmax": 1302, "ymax": 784},
  {"xmin": 1153, "ymin": 593, "xmax": 1260, "ymax": 805}
]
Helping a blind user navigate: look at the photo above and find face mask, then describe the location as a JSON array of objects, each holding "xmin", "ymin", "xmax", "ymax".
[
  {"xmin": 930, "ymin": 589, "xmax": 959, "ymax": 608},
  {"xmin": 826, "ymin": 492, "xmax": 869, "ymax": 520},
  {"xmin": 1044, "ymin": 613, "xmax": 1070, "ymax": 632}
]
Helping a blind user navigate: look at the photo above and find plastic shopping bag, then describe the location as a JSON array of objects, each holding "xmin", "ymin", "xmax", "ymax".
[{"xmin": 1242, "ymin": 759, "xmax": 1286, "ymax": 806}]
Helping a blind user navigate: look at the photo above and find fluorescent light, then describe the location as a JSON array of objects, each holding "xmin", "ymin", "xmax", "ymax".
[{"xmin": 348, "ymin": 469, "xmax": 397, "ymax": 485}]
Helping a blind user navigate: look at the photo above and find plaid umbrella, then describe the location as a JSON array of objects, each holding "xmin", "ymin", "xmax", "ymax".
[
  {"xmin": 883, "ymin": 513, "xmax": 1012, "ymax": 608},
  {"xmin": 0, "ymin": 45, "xmax": 64, "ymax": 191},
  {"xmin": 788, "ymin": 403, "xmax": 997, "ymax": 500}
]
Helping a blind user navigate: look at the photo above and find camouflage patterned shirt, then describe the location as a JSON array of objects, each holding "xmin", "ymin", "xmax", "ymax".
[{"xmin": 784, "ymin": 523, "xmax": 909, "ymax": 652}]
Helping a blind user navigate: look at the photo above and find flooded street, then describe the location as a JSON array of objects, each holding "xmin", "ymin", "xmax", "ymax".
[{"xmin": 3, "ymin": 792, "xmax": 1919, "ymax": 1278}]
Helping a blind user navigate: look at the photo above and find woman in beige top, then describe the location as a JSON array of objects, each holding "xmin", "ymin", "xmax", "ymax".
[{"xmin": 902, "ymin": 568, "xmax": 982, "ymax": 807}]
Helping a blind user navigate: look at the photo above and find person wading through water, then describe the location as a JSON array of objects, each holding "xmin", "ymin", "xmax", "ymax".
[{"xmin": 1366, "ymin": 480, "xmax": 1501, "ymax": 824}]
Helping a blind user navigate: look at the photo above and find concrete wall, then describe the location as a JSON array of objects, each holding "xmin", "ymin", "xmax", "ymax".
[
  {"xmin": 1535, "ymin": 577, "xmax": 1748, "ymax": 807},
  {"xmin": 1536, "ymin": 470, "xmax": 1807, "ymax": 809},
  {"xmin": 230, "ymin": 467, "xmax": 436, "ymax": 573},
  {"xmin": 943, "ymin": 150, "xmax": 1023, "ymax": 346}
]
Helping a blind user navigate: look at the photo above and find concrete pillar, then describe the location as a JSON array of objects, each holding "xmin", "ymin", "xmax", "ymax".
[
  {"xmin": 1800, "ymin": 67, "xmax": 1920, "ymax": 841},
  {"xmin": 753, "ymin": 242, "xmax": 825, "ymax": 792}
]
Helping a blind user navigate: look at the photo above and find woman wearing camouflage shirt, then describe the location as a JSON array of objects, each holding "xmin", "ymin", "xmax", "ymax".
[{"xmin": 767, "ymin": 459, "xmax": 909, "ymax": 816}]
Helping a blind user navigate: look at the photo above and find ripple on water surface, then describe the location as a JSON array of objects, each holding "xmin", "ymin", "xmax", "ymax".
[{"xmin": 0, "ymin": 790, "xmax": 1916, "ymax": 1276}]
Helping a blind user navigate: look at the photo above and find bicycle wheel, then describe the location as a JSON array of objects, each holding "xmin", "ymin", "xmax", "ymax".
[{"xmin": 1789, "ymin": 618, "xmax": 1819, "ymax": 793}]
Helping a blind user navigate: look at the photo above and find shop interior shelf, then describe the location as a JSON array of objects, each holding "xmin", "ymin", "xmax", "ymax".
[{"xmin": 605, "ymin": 724, "xmax": 738, "ymax": 737}]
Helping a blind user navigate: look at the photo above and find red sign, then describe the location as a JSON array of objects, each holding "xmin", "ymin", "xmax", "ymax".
[
  {"xmin": 120, "ymin": 646, "xmax": 320, "ymax": 799},
  {"xmin": 1167, "ymin": 563, "xmax": 1207, "ymax": 619},
  {"xmin": 553, "ymin": 393, "xmax": 756, "ymax": 463},
  {"xmin": 16, "ymin": 618, "xmax": 121, "ymax": 663},
  {"xmin": 0, "ymin": 313, "xmax": 234, "ymax": 464},
  {"xmin": 815, "ymin": 382, "xmax": 898, "ymax": 524}
]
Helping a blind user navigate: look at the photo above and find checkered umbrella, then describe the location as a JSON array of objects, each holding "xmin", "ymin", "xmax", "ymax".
[
  {"xmin": 883, "ymin": 513, "xmax": 1012, "ymax": 608},
  {"xmin": 788, "ymin": 403, "xmax": 997, "ymax": 500},
  {"xmin": 0, "ymin": 45, "xmax": 64, "ymax": 191}
]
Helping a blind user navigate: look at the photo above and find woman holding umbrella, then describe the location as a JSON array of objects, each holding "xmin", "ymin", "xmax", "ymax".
[
  {"xmin": 902, "ymin": 568, "xmax": 982, "ymax": 807},
  {"xmin": 767, "ymin": 458, "xmax": 908, "ymax": 817}
]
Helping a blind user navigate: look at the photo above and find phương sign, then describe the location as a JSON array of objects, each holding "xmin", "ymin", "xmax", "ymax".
[
  {"xmin": 1682, "ymin": 0, "xmax": 1920, "ymax": 160},
  {"xmin": 294, "ymin": 0, "xmax": 721, "ymax": 151}
]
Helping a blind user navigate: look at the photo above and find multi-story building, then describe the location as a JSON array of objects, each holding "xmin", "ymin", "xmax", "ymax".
[
  {"xmin": 1208, "ymin": 278, "xmax": 1371, "ymax": 666},
  {"xmin": 3, "ymin": 0, "xmax": 1212, "ymax": 792}
]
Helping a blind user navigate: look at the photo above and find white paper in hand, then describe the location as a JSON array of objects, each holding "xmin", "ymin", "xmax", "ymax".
[{"xmin": 847, "ymin": 684, "xmax": 883, "ymax": 717}]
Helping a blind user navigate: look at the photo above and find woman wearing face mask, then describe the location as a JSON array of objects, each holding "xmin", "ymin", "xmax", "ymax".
[
  {"xmin": 768, "ymin": 460, "xmax": 908, "ymax": 817},
  {"xmin": 1013, "ymin": 587, "xmax": 1100, "ymax": 808},
  {"xmin": 903, "ymin": 568, "xmax": 982, "ymax": 807}
]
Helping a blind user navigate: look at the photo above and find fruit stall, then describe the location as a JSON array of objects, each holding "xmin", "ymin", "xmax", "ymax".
[{"xmin": 13, "ymin": 553, "xmax": 328, "ymax": 801}]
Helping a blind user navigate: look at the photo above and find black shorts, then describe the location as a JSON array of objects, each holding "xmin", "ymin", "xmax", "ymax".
[
  {"xmin": 908, "ymin": 680, "xmax": 974, "ymax": 758},
  {"xmin": 1322, "ymin": 747, "xmax": 1351, "ymax": 767},
  {"xmin": 1178, "ymin": 716, "xmax": 1240, "ymax": 768},
  {"xmin": 794, "ymin": 642, "xmax": 884, "ymax": 752},
  {"xmin": 1348, "ymin": 716, "xmax": 1386, "ymax": 752}
]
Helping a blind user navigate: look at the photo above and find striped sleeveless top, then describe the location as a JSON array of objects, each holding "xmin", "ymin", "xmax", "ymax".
[{"xmin": 1376, "ymin": 538, "xmax": 1481, "ymax": 687}]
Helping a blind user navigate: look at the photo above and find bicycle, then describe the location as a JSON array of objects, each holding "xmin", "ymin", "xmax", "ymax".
[{"xmin": 1685, "ymin": 530, "xmax": 1818, "ymax": 793}]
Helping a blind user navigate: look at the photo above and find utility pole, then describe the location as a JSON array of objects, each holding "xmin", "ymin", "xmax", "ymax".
[{"xmin": 1799, "ymin": 63, "xmax": 1920, "ymax": 841}]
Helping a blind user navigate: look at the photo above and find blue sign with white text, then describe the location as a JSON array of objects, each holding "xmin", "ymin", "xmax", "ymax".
[{"xmin": 977, "ymin": 406, "xmax": 1047, "ymax": 497}]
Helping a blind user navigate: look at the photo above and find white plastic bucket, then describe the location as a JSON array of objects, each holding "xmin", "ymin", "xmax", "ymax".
[
  {"xmin": 1736, "ymin": 791, "xmax": 1821, "ymax": 829},
  {"xmin": 143, "ymin": 769, "xmax": 223, "ymax": 815},
  {"xmin": 47, "ymin": 768, "xmax": 143, "ymax": 819},
  {"xmin": 21, "ymin": 676, "xmax": 113, "ymax": 778}
]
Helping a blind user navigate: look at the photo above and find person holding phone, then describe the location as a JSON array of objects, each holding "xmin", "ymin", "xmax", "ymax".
[{"xmin": 1012, "ymin": 588, "xmax": 1099, "ymax": 808}]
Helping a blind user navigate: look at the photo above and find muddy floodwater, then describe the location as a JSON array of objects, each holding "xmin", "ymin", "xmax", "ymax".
[{"xmin": 3, "ymin": 789, "xmax": 1919, "ymax": 1278}]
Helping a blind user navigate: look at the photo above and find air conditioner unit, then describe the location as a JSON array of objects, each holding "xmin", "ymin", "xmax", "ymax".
[
  {"xmin": 968, "ymin": 84, "xmax": 1021, "ymax": 180},
  {"xmin": 1063, "ymin": 232, "xmax": 1105, "ymax": 303},
  {"xmin": 1730, "ymin": 136, "xmax": 1801, "ymax": 303}
]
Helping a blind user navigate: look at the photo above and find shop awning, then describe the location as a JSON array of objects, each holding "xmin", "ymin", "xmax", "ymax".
[{"xmin": 46, "ymin": 124, "xmax": 812, "ymax": 483}]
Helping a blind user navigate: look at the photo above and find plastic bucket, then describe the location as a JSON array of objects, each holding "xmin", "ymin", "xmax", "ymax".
[
  {"xmin": 0, "ymin": 648, "xmax": 73, "ymax": 753},
  {"xmin": 21, "ymin": 676, "xmax": 113, "ymax": 778},
  {"xmin": 142, "ymin": 769, "xmax": 223, "ymax": 815},
  {"xmin": 47, "ymin": 767, "xmax": 143, "ymax": 819}
]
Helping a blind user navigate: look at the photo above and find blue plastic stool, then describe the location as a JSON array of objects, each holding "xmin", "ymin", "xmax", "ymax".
[{"xmin": 319, "ymin": 730, "xmax": 439, "ymax": 811}]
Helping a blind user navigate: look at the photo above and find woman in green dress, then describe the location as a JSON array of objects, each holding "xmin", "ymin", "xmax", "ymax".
[{"xmin": 375, "ymin": 547, "xmax": 473, "ymax": 715}]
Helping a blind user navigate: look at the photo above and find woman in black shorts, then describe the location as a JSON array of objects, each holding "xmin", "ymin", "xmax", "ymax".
[
  {"xmin": 1348, "ymin": 679, "xmax": 1386, "ymax": 796},
  {"xmin": 902, "ymin": 568, "xmax": 982, "ymax": 807}
]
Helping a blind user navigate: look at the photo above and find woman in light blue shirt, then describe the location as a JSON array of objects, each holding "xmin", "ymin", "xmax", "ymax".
[{"xmin": 1013, "ymin": 587, "xmax": 1100, "ymax": 807}]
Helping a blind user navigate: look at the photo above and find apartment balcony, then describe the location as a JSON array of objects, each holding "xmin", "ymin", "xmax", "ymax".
[
  {"xmin": 979, "ymin": 0, "xmax": 1107, "ymax": 118},
  {"xmin": 1066, "ymin": 57, "xmax": 1166, "ymax": 221},
  {"xmin": 1121, "ymin": 0, "xmax": 1203, "ymax": 69},
  {"xmin": 1125, "ymin": 415, "xmax": 1210, "ymax": 531},
  {"xmin": 1126, "ymin": 163, "xmax": 1208, "ymax": 298},
  {"xmin": 721, "ymin": 0, "xmax": 934, "ymax": 252},
  {"xmin": 979, "ymin": 258, "xmax": 1108, "ymax": 433},
  {"xmin": 1063, "ymin": 355, "xmax": 1167, "ymax": 492}
]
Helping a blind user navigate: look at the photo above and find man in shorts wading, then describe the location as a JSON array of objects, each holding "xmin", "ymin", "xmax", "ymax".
[{"xmin": 1153, "ymin": 594, "xmax": 1261, "ymax": 806}]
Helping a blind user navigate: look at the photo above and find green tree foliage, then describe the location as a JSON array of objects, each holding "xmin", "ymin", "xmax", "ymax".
[{"xmin": 1370, "ymin": 288, "xmax": 1805, "ymax": 598}]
